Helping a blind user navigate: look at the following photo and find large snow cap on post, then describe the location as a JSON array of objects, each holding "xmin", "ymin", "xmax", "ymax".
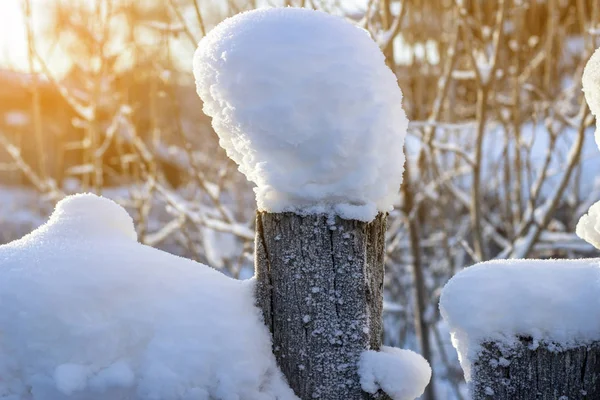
[
  {"xmin": 583, "ymin": 46, "xmax": 600, "ymax": 150},
  {"xmin": 439, "ymin": 259, "xmax": 600, "ymax": 380},
  {"xmin": 0, "ymin": 194, "xmax": 298, "ymax": 400},
  {"xmin": 193, "ymin": 8, "xmax": 408, "ymax": 222}
]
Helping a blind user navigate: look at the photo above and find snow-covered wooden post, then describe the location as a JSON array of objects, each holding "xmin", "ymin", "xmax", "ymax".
[
  {"xmin": 438, "ymin": 47, "xmax": 600, "ymax": 400},
  {"xmin": 439, "ymin": 259, "xmax": 600, "ymax": 399},
  {"xmin": 192, "ymin": 8, "xmax": 431, "ymax": 400},
  {"xmin": 255, "ymin": 212, "xmax": 387, "ymax": 399}
]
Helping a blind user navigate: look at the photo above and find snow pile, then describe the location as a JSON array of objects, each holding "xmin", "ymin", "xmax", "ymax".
[
  {"xmin": 0, "ymin": 194, "xmax": 298, "ymax": 400},
  {"xmin": 583, "ymin": 46, "xmax": 600, "ymax": 149},
  {"xmin": 359, "ymin": 346, "xmax": 431, "ymax": 400},
  {"xmin": 193, "ymin": 7, "xmax": 408, "ymax": 222},
  {"xmin": 578, "ymin": 48, "xmax": 600, "ymax": 251},
  {"xmin": 439, "ymin": 258, "xmax": 600, "ymax": 380},
  {"xmin": 577, "ymin": 201, "xmax": 600, "ymax": 250}
]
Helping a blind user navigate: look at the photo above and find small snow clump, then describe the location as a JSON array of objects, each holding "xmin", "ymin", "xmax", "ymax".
[{"xmin": 359, "ymin": 346, "xmax": 431, "ymax": 400}]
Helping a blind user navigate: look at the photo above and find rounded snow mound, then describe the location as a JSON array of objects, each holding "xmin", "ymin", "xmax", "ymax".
[
  {"xmin": 576, "ymin": 201, "xmax": 600, "ymax": 250},
  {"xmin": 583, "ymin": 47, "xmax": 600, "ymax": 150},
  {"xmin": 193, "ymin": 7, "xmax": 408, "ymax": 222},
  {"xmin": 46, "ymin": 193, "xmax": 137, "ymax": 241},
  {"xmin": 0, "ymin": 194, "xmax": 297, "ymax": 400}
]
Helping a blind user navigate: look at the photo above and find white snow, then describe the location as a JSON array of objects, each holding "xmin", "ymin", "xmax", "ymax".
[
  {"xmin": 358, "ymin": 346, "xmax": 432, "ymax": 400},
  {"xmin": 577, "ymin": 201, "xmax": 600, "ymax": 250},
  {"xmin": 439, "ymin": 258, "xmax": 600, "ymax": 380},
  {"xmin": 0, "ymin": 193, "xmax": 298, "ymax": 400},
  {"xmin": 0, "ymin": 193, "xmax": 430, "ymax": 400},
  {"xmin": 193, "ymin": 7, "xmax": 408, "ymax": 222},
  {"xmin": 580, "ymin": 48, "xmax": 600, "ymax": 251},
  {"xmin": 583, "ymin": 46, "xmax": 600, "ymax": 149},
  {"xmin": 54, "ymin": 364, "xmax": 90, "ymax": 395}
]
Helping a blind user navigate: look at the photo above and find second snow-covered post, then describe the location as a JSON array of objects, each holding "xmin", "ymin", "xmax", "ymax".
[
  {"xmin": 193, "ymin": 8, "xmax": 410, "ymax": 399},
  {"xmin": 439, "ymin": 260, "xmax": 600, "ymax": 399},
  {"xmin": 440, "ymin": 46, "xmax": 600, "ymax": 400}
]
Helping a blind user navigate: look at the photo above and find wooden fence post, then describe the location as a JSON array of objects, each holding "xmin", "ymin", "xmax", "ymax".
[
  {"xmin": 192, "ymin": 7, "xmax": 416, "ymax": 398},
  {"xmin": 471, "ymin": 339, "xmax": 600, "ymax": 399},
  {"xmin": 255, "ymin": 212, "xmax": 389, "ymax": 400},
  {"xmin": 440, "ymin": 260, "xmax": 600, "ymax": 400}
]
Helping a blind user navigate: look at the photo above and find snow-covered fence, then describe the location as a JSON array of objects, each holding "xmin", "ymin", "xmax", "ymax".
[
  {"xmin": 0, "ymin": 6, "xmax": 434, "ymax": 400},
  {"xmin": 192, "ymin": 8, "xmax": 430, "ymax": 400},
  {"xmin": 0, "ymin": 191, "xmax": 428, "ymax": 400},
  {"xmin": 439, "ymin": 48, "xmax": 600, "ymax": 400},
  {"xmin": 440, "ymin": 259, "xmax": 600, "ymax": 399}
]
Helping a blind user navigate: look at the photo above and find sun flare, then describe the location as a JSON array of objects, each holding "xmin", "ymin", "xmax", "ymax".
[{"xmin": 0, "ymin": 0, "xmax": 28, "ymax": 71}]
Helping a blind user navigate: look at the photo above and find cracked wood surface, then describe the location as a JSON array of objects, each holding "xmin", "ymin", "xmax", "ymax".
[
  {"xmin": 472, "ymin": 339, "xmax": 600, "ymax": 399},
  {"xmin": 255, "ymin": 212, "xmax": 388, "ymax": 400}
]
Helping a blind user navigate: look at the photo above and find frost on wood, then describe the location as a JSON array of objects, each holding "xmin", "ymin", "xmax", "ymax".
[
  {"xmin": 471, "ymin": 339, "xmax": 600, "ymax": 399},
  {"xmin": 439, "ymin": 259, "xmax": 600, "ymax": 399},
  {"xmin": 359, "ymin": 346, "xmax": 431, "ymax": 400},
  {"xmin": 193, "ymin": 8, "xmax": 408, "ymax": 222},
  {"xmin": 0, "ymin": 194, "xmax": 298, "ymax": 400},
  {"xmin": 255, "ymin": 212, "xmax": 390, "ymax": 399},
  {"xmin": 583, "ymin": 46, "xmax": 600, "ymax": 150},
  {"xmin": 577, "ymin": 201, "xmax": 600, "ymax": 250}
]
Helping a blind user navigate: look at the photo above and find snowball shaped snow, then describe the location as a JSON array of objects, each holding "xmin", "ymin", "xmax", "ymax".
[
  {"xmin": 193, "ymin": 8, "xmax": 408, "ymax": 222},
  {"xmin": 439, "ymin": 259, "xmax": 600, "ymax": 380},
  {"xmin": 577, "ymin": 201, "xmax": 600, "ymax": 250},
  {"xmin": 359, "ymin": 347, "xmax": 431, "ymax": 400},
  {"xmin": 583, "ymin": 46, "xmax": 600, "ymax": 150},
  {"xmin": 0, "ymin": 194, "xmax": 297, "ymax": 400}
]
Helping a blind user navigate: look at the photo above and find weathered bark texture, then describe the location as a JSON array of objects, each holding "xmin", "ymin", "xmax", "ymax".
[
  {"xmin": 255, "ymin": 212, "xmax": 388, "ymax": 400},
  {"xmin": 471, "ymin": 338, "xmax": 600, "ymax": 399}
]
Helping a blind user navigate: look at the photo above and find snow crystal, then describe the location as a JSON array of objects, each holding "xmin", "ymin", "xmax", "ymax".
[
  {"xmin": 577, "ymin": 201, "xmax": 600, "ymax": 250},
  {"xmin": 358, "ymin": 346, "xmax": 431, "ymax": 400},
  {"xmin": 193, "ymin": 7, "xmax": 408, "ymax": 222},
  {"xmin": 439, "ymin": 258, "xmax": 600, "ymax": 380},
  {"xmin": 583, "ymin": 46, "xmax": 600, "ymax": 149},
  {"xmin": 0, "ymin": 193, "xmax": 298, "ymax": 400}
]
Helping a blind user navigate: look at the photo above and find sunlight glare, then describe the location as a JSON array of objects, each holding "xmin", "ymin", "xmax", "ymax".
[{"xmin": 0, "ymin": 0, "xmax": 28, "ymax": 71}]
